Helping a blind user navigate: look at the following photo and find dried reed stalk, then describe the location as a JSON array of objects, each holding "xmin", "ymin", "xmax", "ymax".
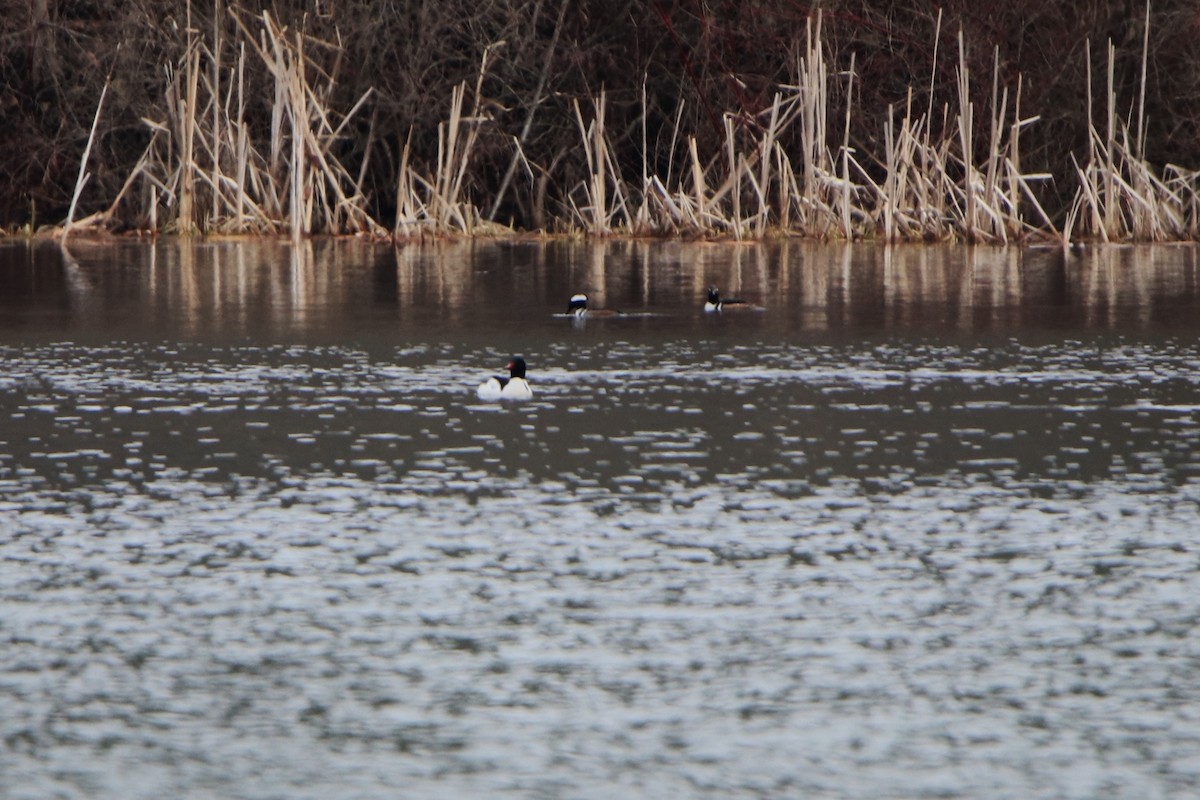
[
  {"xmin": 1067, "ymin": 1, "xmax": 1198, "ymax": 243},
  {"xmin": 63, "ymin": 79, "xmax": 109, "ymax": 238},
  {"xmin": 64, "ymin": 1, "xmax": 1200, "ymax": 243},
  {"xmin": 93, "ymin": 4, "xmax": 388, "ymax": 238}
]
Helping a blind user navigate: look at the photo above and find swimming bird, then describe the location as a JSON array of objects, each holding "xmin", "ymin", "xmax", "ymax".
[
  {"xmin": 704, "ymin": 286, "xmax": 755, "ymax": 311},
  {"xmin": 476, "ymin": 356, "xmax": 533, "ymax": 401},
  {"xmin": 567, "ymin": 293, "xmax": 621, "ymax": 318}
]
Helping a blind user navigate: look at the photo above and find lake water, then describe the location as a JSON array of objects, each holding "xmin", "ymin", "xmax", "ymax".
[{"xmin": 2, "ymin": 238, "xmax": 1199, "ymax": 799}]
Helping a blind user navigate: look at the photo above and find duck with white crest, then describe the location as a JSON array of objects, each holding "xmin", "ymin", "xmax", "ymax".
[
  {"xmin": 704, "ymin": 286, "xmax": 760, "ymax": 312},
  {"xmin": 567, "ymin": 293, "xmax": 622, "ymax": 318}
]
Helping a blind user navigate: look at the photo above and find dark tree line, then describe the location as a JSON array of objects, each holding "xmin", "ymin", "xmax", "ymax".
[{"xmin": 2, "ymin": 0, "xmax": 1197, "ymax": 232}]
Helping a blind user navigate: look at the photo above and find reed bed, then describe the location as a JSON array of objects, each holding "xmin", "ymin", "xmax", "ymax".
[
  {"xmin": 52, "ymin": 1, "xmax": 1200, "ymax": 244},
  {"xmin": 63, "ymin": 5, "xmax": 387, "ymax": 239},
  {"xmin": 1065, "ymin": 6, "xmax": 1200, "ymax": 243},
  {"xmin": 564, "ymin": 15, "xmax": 1055, "ymax": 244}
]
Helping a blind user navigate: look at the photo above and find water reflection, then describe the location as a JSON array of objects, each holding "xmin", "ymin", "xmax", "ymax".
[
  {"xmin": 3, "ymin": 239, "xmax": 1200, "ymax": 339},
  {"xmin": 3, "ymin": 238, "xmax": 1200, "ymax": 799},
  {"xmin": 1074, "ymin": 244, "xmax": 1200, "ymax": 329}
]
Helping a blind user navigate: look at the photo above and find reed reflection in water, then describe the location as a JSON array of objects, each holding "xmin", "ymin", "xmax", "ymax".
[
  {"xmin": 1, "ymin": 239, "xmax": 1199, "ymax": 800},
  {"xmin": 2, "ymin": 238, "xmax": 1197, "ymax": 339}
]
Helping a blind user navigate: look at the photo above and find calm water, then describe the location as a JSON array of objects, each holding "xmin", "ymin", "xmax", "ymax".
[{"xmin": 2, "ymin": 238, "xmax": 1200, "ymax": 799}]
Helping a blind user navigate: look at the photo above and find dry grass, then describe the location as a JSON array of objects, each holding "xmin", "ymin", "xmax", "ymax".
[
  {"xmin": 1065, "ymin": 3, "xmax": 1200, "ymax": 243},
  {"xmin": 555, "ymin": 13, "xmax": 1055, "ymax": 244},
  {"xmin": 47, "ymin": 1, "xmax": 1200, "ymax": 244},
  {"xmin": 64, "ymin": 5, "xmax": 387, "ymax": 239}
]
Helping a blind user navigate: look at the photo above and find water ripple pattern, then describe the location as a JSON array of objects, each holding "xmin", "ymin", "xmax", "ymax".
[{"xmin": 3, "ymin": 333, "xmax": 1200, "ymax": 800}]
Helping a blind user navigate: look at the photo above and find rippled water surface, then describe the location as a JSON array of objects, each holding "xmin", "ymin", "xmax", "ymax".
[{"xmin": 3, "ymin": 239, "xmax": 1200, "ymax": 799}]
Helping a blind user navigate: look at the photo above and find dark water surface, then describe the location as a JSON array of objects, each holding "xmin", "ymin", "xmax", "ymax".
[{"xmin": 2, "ymin": 239, "xmax": 1200, "ymax": 799}]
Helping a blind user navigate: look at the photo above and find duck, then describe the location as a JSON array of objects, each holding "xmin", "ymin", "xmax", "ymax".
[
  {"xmin": 567, "ymin": 293, "xmax": 622, "ymax": 318},
  {"xmin": 476, "ymin": 356, "xmax": 534, "ymax": 401},
  {"xmin": 704, "ymin": 286, "xmax": 755, "ymax": 312}
]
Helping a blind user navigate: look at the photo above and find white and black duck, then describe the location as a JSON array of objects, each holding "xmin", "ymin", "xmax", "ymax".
[
  {"xmin": 704, "ymin": 286, "xmax": 758, "ymax": 312},
  {"xmin": 476, "ymin": 356, "xmax": 534, "ymax": 401},
  {"xmin": 567, "ymin": 293, "xmax": 622, "ymax": 318}
]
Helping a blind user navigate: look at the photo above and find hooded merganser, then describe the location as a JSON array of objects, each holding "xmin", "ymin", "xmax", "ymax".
[
  {"xmin": 704, "ymin": 286, "xmax": 755, "ymax": 312},
  {"xmin": 567, "ymin": 293, "xmax": 622, "ymax": 317}
]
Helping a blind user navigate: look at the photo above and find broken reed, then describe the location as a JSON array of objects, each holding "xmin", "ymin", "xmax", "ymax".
[
  {"xmin": 566, "ymin": 14, "xmax": 1053, "ymax": 243},
  {"xmin": 60, "ymin": 1, "xmax": 1200, "ymax": 244},
  {"xmin": 66, "ymin": 5, "xmax": 388, "ymax": 240},
  {"xmin": 1065, "ymin": 3, "xmax": 1200, "ymax": 242}
]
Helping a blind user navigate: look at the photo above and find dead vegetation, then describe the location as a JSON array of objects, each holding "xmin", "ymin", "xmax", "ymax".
[{"xmin": 6, "ymin": 0, "xmax": 1200, "ymax": 243}]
